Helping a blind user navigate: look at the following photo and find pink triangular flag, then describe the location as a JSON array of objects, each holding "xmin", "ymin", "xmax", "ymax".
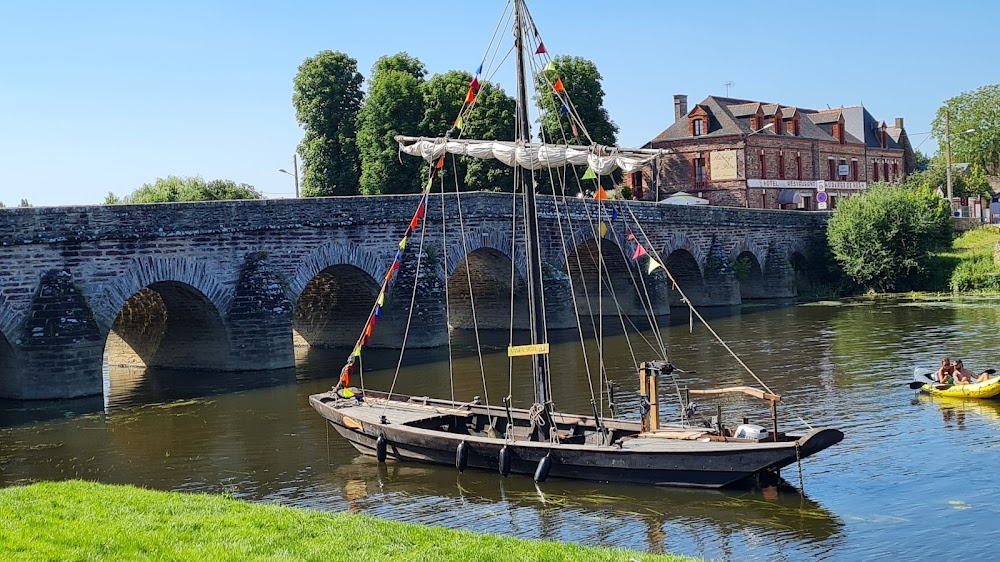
[{"xmin": 631, "ymin": 244, "xmax": 647, "ymax": 261}]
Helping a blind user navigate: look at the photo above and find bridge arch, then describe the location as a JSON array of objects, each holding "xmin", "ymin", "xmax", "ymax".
[
  {"xmin": 96, "ymin": 257, "xmax": 231, "ymax": 330},
  {"xmin": 443, "ymin": 228, "xmax": 527, "ymax": 281},
  {"xmin": 294, "ymin": 264, "xmax": 399, "ymax": 348},
  {"xmin": 565, "ymin": 237, "xmax": 648, "ymax": 317},
  {"xmin": 448, "ymin": 247, "xmax": 529, "ymax": 330},
  {"xmin": 104, "ymin": 280, "xmax": 232, "ymax": 371},
  {"xmin": 732, "ymin": 251, "xmax": 767, "ymax": 300},
  {"xmin": 661, "ymin": 235, "xmax": 709, "ymax": 306},
  {"xmin": 291, "ymin": 243, "xmax": 387, "ymax": 301},
  {"xmin": 0, "ymin": 327, "xmax": 20, "ymax": 399}
]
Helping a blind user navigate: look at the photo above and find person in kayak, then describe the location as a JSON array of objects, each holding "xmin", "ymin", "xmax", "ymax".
[
  {"xmin": 936, "ymin": 358, "xmax": 955, "ymax": 384},
  {"xmin": 953, "ymin": 360, "xmax": 989, "ymax": 384}
]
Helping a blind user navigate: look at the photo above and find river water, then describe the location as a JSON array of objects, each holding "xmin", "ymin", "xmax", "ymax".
[{"xmin": 3, "ymin": 298, "xmax": 1000, "ymax": 561}]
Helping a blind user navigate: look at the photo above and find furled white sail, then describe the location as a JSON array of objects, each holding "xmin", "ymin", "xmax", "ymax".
[{"xmin": 396, "ymin": 136, "xmax": 665, "ymax": 174}]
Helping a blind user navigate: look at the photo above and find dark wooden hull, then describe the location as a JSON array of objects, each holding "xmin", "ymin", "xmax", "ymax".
[{"xmin": 310, "ymin": 391, "xmax": 843, "ymax": 489}]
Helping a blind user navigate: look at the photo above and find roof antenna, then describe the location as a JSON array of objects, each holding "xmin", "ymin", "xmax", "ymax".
[{"xmin": 724, "ymin": 81, "xmax": 734, "ymax": 96}]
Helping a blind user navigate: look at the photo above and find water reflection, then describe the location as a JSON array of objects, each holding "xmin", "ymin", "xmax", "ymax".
[{"xmin": 8, "ymin": 297, "xmax": 1000, "ymax": 560}]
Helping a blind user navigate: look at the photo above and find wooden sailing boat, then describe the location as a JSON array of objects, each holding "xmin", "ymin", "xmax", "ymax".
[{"xmin": 310, "ymin": 0, "xmax": 842, "ymax": 488}]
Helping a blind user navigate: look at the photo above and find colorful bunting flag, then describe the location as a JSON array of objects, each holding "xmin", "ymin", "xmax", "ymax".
[
  {"xmin": 395, "ymin": 249, "xmax": 402, "ymax": 262},
  {"xmin": 375, "ymin": 305, "xmax": 382, "ymax": 318},
  {"xmin": 594, "ymin": 185, "xmax": 608, "ymax": 200},
  {"xmin": 647, "ymin": 258, "xmax": 662, "ymax": 274},
  {"xmin": 559, "ymin": 104, "xmax": 569, "ymax": 114},
  {"xmin": 384, "ymin": 269, "xmax": 393, "ymax": 282},
  {"xmin": 626, "ymin": 229, "xmax": 635, "ymax": 241},
  {"xmin": 399, "ymin": 237, "xmax": 408, "ymax": 249},
  {"xmin": 465, "ymin": 86, "xmax": 476, "ymax": 103},
  {"xmin": 631, "ymin": 244, "xmax": 648, "ymax": 261},
  {"xmin": 611, "ymin": 207, "xmax": 619, "ymax": 221},
  {"xmin": 377, "ymin": 291, "xmax": 385, "ymax": 307},
  {"xmin": 469, "ymin": 77, "xmax": 480, "ymax": 92},
  {"xmin": 364, "ymin": 320, "xmax": 374, "ymax": 338},
  {"xmin": 598, "ymin": 221, "xmax": 608, "ymax": 238},
  {"xmin": 571, "ymin": 122, "xmax": 578, "ymax": 137},
  {"xmin": 409, "ymin": 216, "xmax": 419, "ymax": 230},
  {"xmin": 544, "ymin": 60, "xmax": 556, "ymax": 72},
  {"xmin": 415, "ymin": 200, "xmax": 425, "ymax": 218},
  {"xmin": 436, "ymin": 155, "xmax": 446, "ymax": 169},
  {"xmin": 475, "ymin": 63, "xmax": 483, "ymax": 74},
  {"xmin": 455, "ymin": 115, "xmax": 464, "ymax": 129},
  {"xmin": 392, "ymin": 258, "xmax": 399, "ymax": 272},
  {"xmin": 535, "ymin": 42, "xmax": 547, "ymax": 54},
  {"xmin": 353, "ymin": 345, "xmax": 362, "ymax": 357},
  {"xmin": 582, "ymin": 167, "xmax": 597, "ymax": 181},
  {"xmin": 553, "ymin": 78, "xmax": 565, "ymax": 92}
]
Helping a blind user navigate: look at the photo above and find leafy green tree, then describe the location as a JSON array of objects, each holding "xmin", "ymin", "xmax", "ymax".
[
  {"xmin": 827, "ymin": 183, "xmax": 952, "ymax": 292},
  {"xmin": 903, "ymin": 154, "xmax": 991, "ymax": 198},
  {"xmin": 357, "ymin": 53, "xmax": 427, "ymax": 195},
  {"xmin": 293, "ymin": 51, "xmax": 364, "ymax": 196},
  {"xmin": 421, "ymin": 70, "xmax": 516, "ymax": 192},
  {"xmin": 18, "ymin": 199, "xmax": 31, "ymax": 208},
  {"xmin": 534, "ymin": 55, "xmax": 619, "ymax": 193},
  {"xmin": 931, "ymin": 84, "xmax": 1000, "ymax": 176},
  {"xmin": 108, "ymin": 176, "xmax": 262, "ymax": 203}
]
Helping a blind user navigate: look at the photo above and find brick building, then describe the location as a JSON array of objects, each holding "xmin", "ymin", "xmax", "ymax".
[{"xmin": 636, "ymin": 95, "xmax": 914, "ymax": 209}]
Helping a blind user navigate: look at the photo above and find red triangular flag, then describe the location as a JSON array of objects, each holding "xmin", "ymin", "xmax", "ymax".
[
  {"xmin": 392, "ymin": 258, "xmax": 399, "ymax": 272},
  {"xmin": 415, "ymin": 201, "xmax": 425, "ymax": 219},
  {"xmin": 535, "ymin": 42, "xmax": 546, "ymax": 55},
  {"xmin": 631, "ymin": 244, "xmax": 648, "ymax": 261},
  {"xmin": 465, "ymin": 86, "xmax": 476, "ymax": 103},
  {"xmin": 594, "ymin": 186, "xmax": 608, "ymax": 200},
  {"xmin": 409, "ymin": 216, "xmax": 419, "ymax": 230},
  {"xmin": 553, "ymin": 78, "xmax": 565, "ymax": 92},
  {"xmin": 469, "ymin": 77, "xmax": 480, "ymax": 92}
]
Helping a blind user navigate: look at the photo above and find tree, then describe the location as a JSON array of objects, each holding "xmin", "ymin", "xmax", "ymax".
[
  {"xmin": 903, "ymin": 154, "xmax": 991, "ymax": 198},
  {"xmin": 931, "ymin": 84, "xmax": 1000, "ymax": 176},
  {"xmin": 421, "ymin": 70, "xmax": 516, "ymax": 192},
  {"xmin": 534, "ymin": 55, "xmax": 619, "ymax": 193},
  {"xmin": 18, "ymin": 199, "xmax": 31, "ymax": 208},
  {"xmin": 827, "ymin": 183, "xmax": 952, "ymax": 292},
  {"xmin": 356, "ymin": 53, "xmax": 427, "ymax": 195},
  {"xmin": 293, "ymin": 51, "xmax": 364, "ymax": 197},
  {"xmin": 107, "ymin": 176, "xmax": 262, "ymax": 203}
]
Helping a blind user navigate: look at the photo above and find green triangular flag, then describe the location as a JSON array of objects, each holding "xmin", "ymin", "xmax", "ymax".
[
  {"xmin": 581, "ymin": 167, "xmax": 597, "ymax": 180},
  {"xmin": 544, "ymin": 61, "xmax": 556, "ymax": 72}
]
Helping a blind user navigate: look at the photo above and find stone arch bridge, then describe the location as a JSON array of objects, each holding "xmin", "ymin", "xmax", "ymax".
[{"xmin": 0, "ymin": 193, "xmax": 827, "ymax": 399}]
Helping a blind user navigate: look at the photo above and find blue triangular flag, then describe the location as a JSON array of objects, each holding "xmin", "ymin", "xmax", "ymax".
[
  {"xmin": 611, "ymin": 208, "xmax": 619, "ymax": 221},
  {"xmin": 560, "ymin": 104, "xmax": 569, "ymax": 114},
  {"xmin": 375, "ymin": 305, "xmax": 382, "ymax": 317},
  {"xmin": 475, "ymin": 63, "xmax": 483, "ymax": 75},
  {"xmin": 395, "ymin": 250, "xmax": 402, "ymax": 262}
]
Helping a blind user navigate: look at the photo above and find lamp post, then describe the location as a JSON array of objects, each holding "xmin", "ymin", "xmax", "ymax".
[
  {"xmin": 944, "ymin": 107, "xmax": 976, "ymax": 209},
  {"xmin": 744, "ymin": 122, "xmax": 774, "ymax": 207},
  {"xmin": 278, "ymin": 155, "xmax": 300, "ymax": 198}
]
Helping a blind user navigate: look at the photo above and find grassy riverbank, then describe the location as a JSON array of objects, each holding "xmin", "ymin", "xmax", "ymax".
[
  {"xmin": 0, "ymin": 480, "xmax": 697, "ymax": 561},
  {"xmin": 926, "ymin": 227, "xmax": 1000, "ymax": 292}
]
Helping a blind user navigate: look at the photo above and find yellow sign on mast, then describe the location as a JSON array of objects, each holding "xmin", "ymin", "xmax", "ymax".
[{"xmin": 507, "ymin": 343, "xmax": 550, "ymax": 357}]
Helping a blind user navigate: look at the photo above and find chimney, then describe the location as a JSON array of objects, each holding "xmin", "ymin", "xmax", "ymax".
[
  {"xmin": 895, "ymin": 117, "xmax": 904, "ymax": 129},
  {"xmin": 674, "ymin": 95, "xmax": 688, "ymax": 122}
]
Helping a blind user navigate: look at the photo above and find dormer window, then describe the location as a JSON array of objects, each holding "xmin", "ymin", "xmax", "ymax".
[
  {"xmin": 693, "ymin": 119, "xmax": 704, "ymax": 136},
  {"xmin": 832, "ymin": 119, "xmax": 845, "ymax": 144}
]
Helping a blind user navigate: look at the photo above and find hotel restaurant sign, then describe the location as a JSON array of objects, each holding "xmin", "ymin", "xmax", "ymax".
[{"xmin": 747, "ymin": 179, "xmax": 868, "ymax": 190}]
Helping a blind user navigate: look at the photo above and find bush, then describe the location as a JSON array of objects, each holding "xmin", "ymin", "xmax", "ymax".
[{"xmin": 827, "ymin": 183, "xmax": 952, "ymax": 292}]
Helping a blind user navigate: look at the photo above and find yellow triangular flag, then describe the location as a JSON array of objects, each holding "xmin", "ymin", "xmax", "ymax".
[
  {"xmin": 377, "ymin": 291, "xmax": 385, "ymax": 306},
  {"xmin": 399, "ymin": 237, "xmax": 407, "ymax": 249},
  {"xmin": 352, "ymin": 345, "xmax": 362, "ymax": 357},
  {"xmin": 455, "ymin": 115, "xmax": 464, "ymax": 129},
  {"xmin": 647, "ymin": 257, "xmax": 662, "ymax": 274},
  {"xmin": 598, "ymin": 221, "xmax": 608, "ymax": 238}
]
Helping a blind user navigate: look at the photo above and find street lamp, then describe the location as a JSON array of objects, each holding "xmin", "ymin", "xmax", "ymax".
[
  {"xmin": 945, "ymin": 106, "xmax": 976, "ymax": 208},
  {"xmin": 278, "ymin": 155, "xmax": 300, "ymax": 198},
  {"xmin": 744, "ymin": 122, "xmax": 774, "ymax": 207}
]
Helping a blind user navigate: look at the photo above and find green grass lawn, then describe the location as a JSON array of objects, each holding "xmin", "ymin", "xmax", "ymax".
[
  {"xmin": 0, "ymin": 480, "xmax": 698, "ymax": 562},
  {"xmin": 921, "ymin": 227, "xmax": 1000, "ymax": 292}
]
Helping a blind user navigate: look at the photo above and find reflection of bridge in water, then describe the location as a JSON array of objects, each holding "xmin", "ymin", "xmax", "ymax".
[{"xmin": 0, "ymin": 194, "xmax": 826, "ymax": 399}]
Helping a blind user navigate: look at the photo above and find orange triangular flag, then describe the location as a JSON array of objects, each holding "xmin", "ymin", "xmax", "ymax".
[
  {"xmin": 436, "ymin": 155, "xmax": 445, "ymax": 169},
  {"xmin": 594, "ymin": 186, "xmax": 608, "ymax": 200},
  {"xmin": 465, "ymin": 86, "xmax": 476, "ymax": 103},
  {"xmin": 553, "ymin": 78, "xmax": 565, "ymax": 92}
]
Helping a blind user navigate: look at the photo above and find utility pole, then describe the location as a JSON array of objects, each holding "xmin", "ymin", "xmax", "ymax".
[
  {"xmin": 292, "ymin": 155, "xmax": 300, "ymax": 198},
  {"xmin": 945, "ymin": 107, "xmax": 953, "ymax": 210}
]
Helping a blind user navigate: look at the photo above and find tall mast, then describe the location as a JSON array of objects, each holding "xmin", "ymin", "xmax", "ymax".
[{"xmin": 514, "ymin": 0, "xmax": 550, "ymax": 410}]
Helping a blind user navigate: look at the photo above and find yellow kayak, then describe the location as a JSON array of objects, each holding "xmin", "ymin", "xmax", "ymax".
[{"xmin": 917, "ymin": 375, "xmax": 1000, "ymax": 399}]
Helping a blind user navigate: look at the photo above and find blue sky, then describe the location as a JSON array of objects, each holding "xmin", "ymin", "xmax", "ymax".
[{"xmin": 1, "ymin": 0, "xmax": 996, "ymax": 207}]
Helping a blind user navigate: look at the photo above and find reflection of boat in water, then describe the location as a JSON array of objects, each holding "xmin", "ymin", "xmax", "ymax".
[
  {"xmin": 916, "ymin": 394, "xmax": 1000, "ymax": 426},
  {"xmin": 309, "ymin": 0, "xmax": 842, "ymax": 490},
  {"xmin": 329, "ymin": 460, "xmax": 843, "ymax": 547}
]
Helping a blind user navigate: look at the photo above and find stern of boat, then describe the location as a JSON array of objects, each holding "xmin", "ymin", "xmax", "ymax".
[{"xmin": 794, "ymin": 427, "xmax": 844, "ymax": 460}]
